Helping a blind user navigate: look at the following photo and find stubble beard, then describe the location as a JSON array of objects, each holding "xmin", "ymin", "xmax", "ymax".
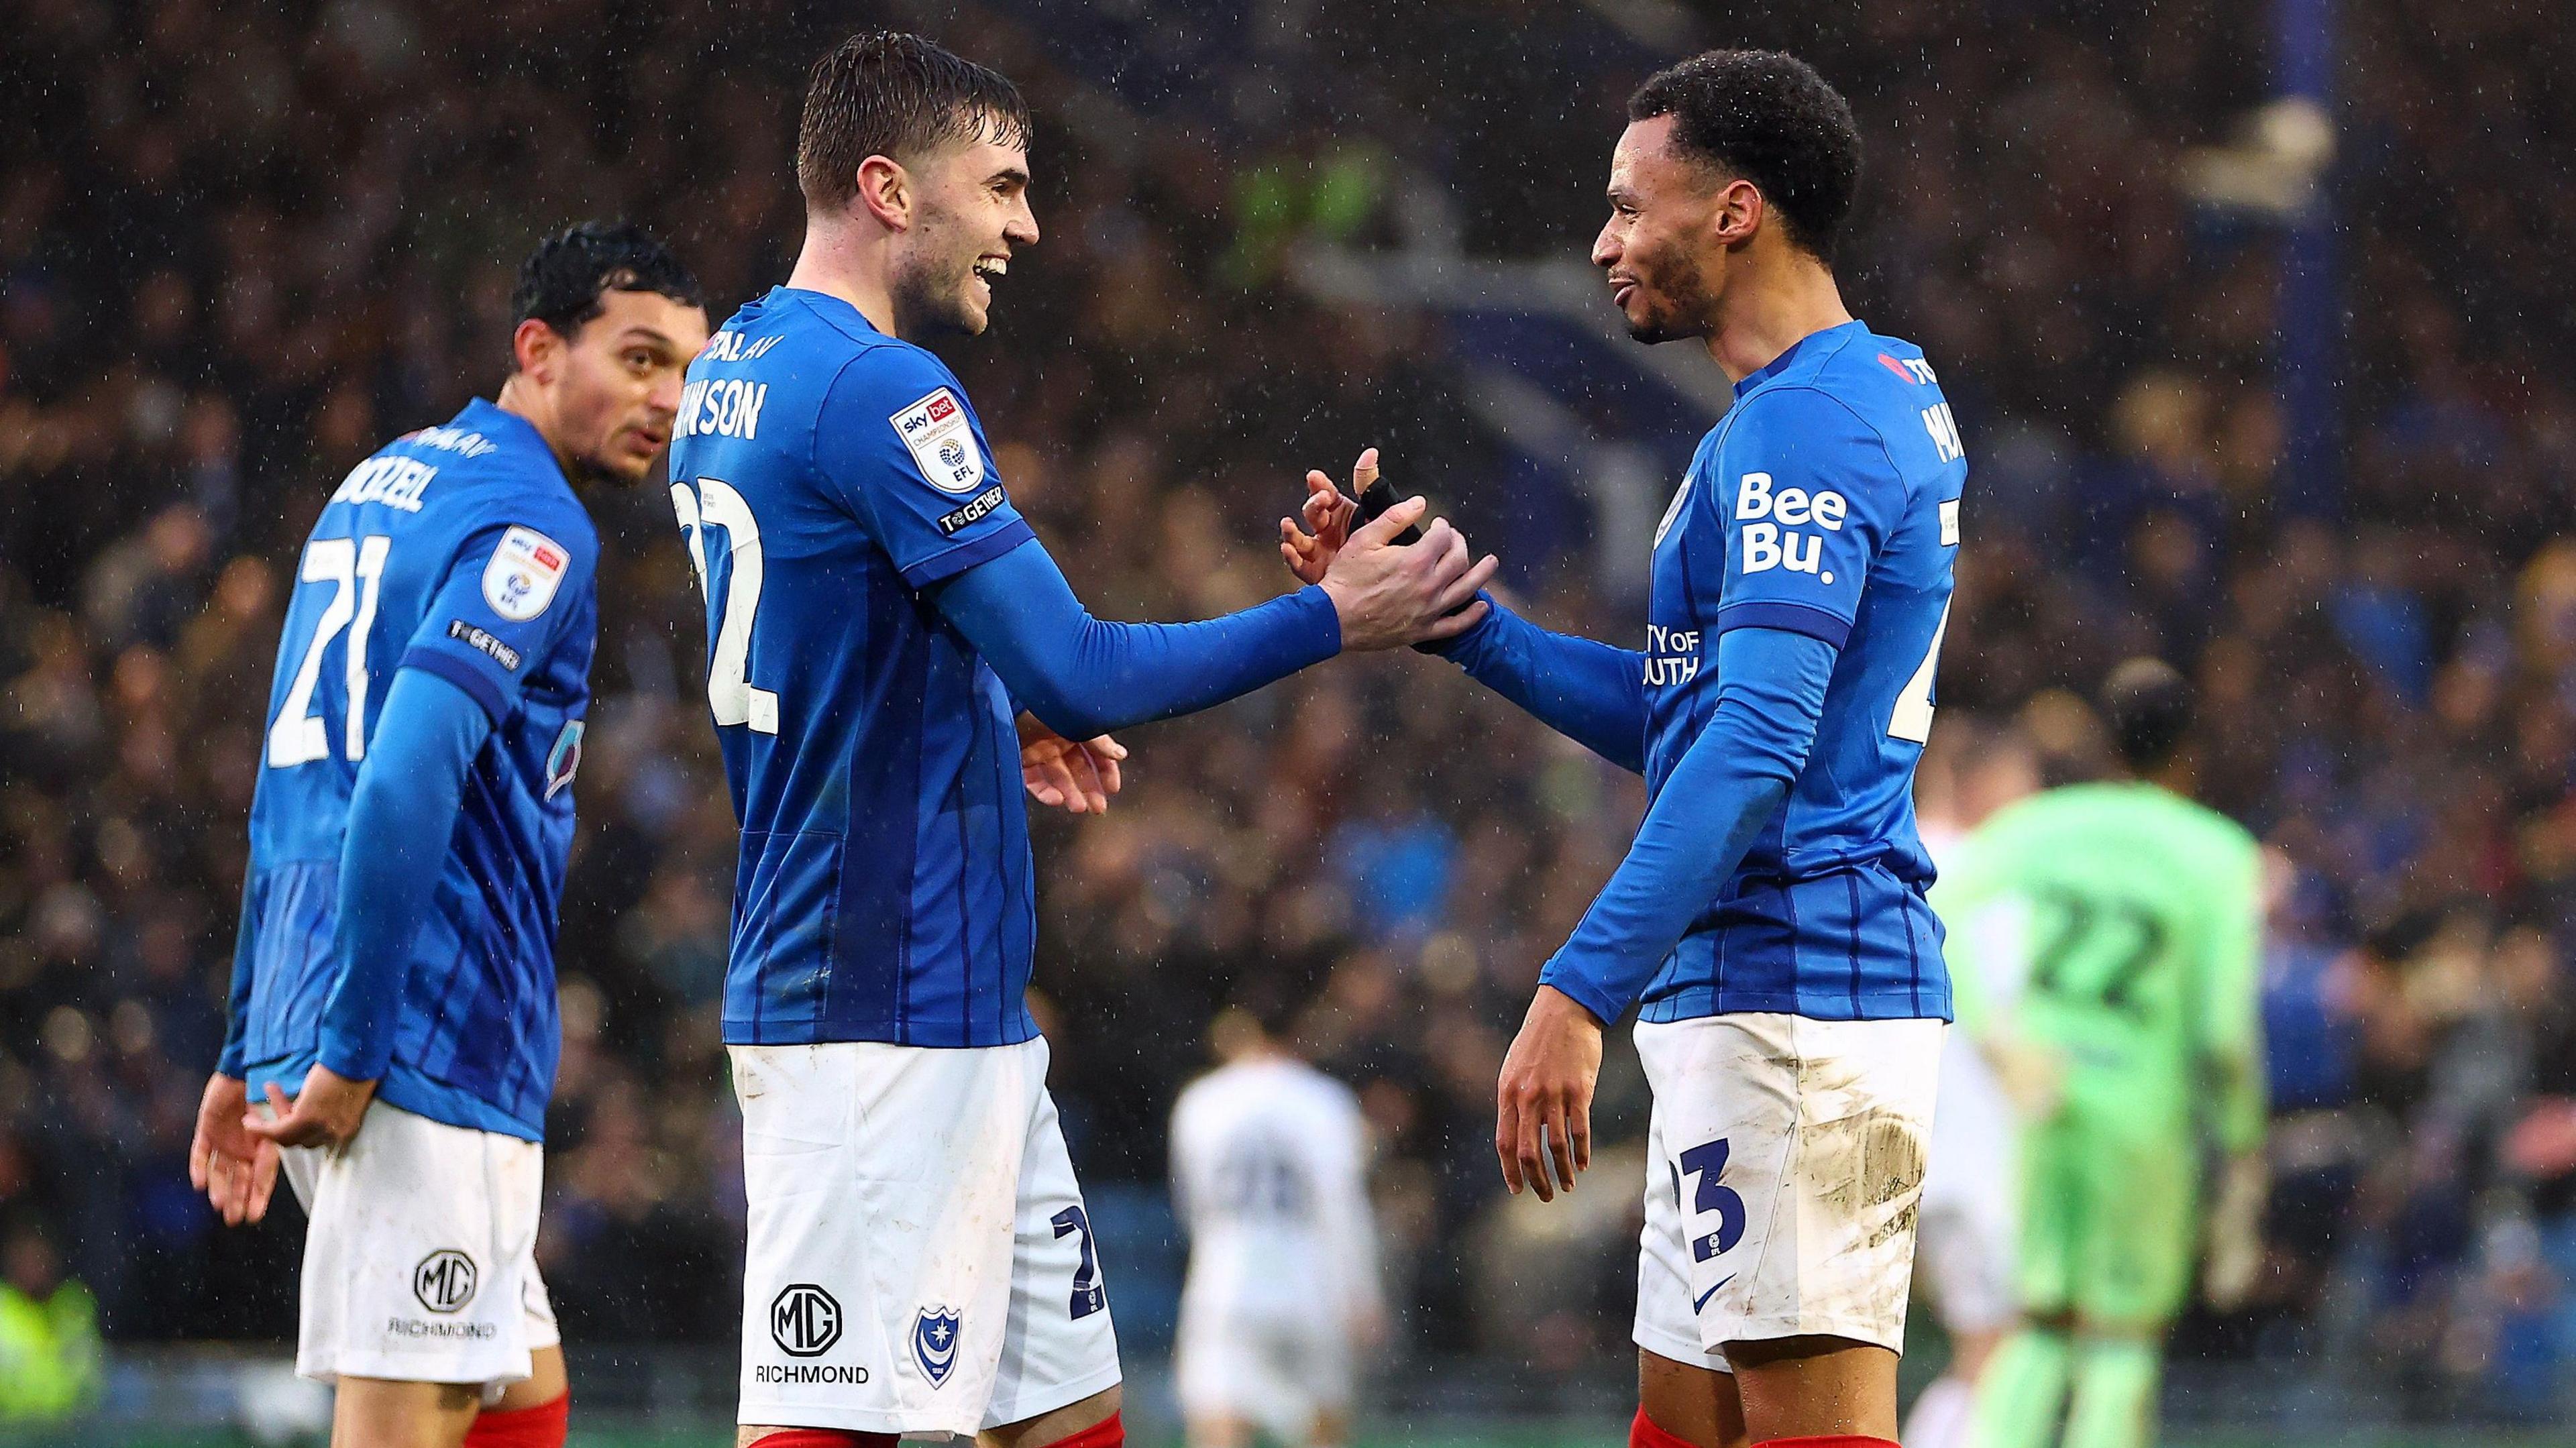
[
  {"xmin": 1625, "ymin": 249, "xmax": 1714, "ymax": 346},
  {"xmin": 889, "ymin": 211, "xmax": 987, "ymax": 342}
]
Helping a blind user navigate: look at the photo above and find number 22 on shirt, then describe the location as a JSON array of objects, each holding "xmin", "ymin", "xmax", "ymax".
[{"xmin": 672, "ymin": 477, "xmax": 780, "ymax": 735}]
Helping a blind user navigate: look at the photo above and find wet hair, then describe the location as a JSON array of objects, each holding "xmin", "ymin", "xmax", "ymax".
[
  {"xmin": 1627, "ymin": 50, "xmax": 1862, "ymax": 261},
  {"xmin": 798, "ymin": 32, "xmax": 1032, "ymax": 211},
  {"xmin": 2101, "ymin": 657, "xmax": 2194, "ymax": 773},
  {"xmin": 508, "ymin": 221, "xmax": 702, "ymax": 370}
]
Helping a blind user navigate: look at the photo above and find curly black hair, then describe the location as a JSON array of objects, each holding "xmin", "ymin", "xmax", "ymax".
[
  {"xmin": 507, "ymin": 221, "xmax": 702, "ymax": 371},
  {"xmin": 1629, "ymin": 50, "xmax": 1862, "ymax": 262},
  {"xmin": 798, "ymin": 32, "xmax": 1032, "ymax": 211}
]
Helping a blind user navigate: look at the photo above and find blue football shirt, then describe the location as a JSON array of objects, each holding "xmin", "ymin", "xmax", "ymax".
[
  {"xmin": 230, "ymin": 398, "xmax": 598, "ymax": 1139},
  {"xmin": 1637, "ymin": 321, "xmax": 1966, "ymax": 1022},
  {"xmin": 665, "ymin": 287, "xmax": 1041, "ymax": 1048}
]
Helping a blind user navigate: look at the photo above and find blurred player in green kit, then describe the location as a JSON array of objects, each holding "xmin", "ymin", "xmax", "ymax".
[{"xmin": 1947, "ymin": 660, "xmax": 2269, "ymax": 1448}]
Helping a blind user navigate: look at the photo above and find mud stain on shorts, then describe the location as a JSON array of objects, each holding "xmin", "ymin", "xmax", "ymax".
[{"xmin": 1809, "ymin": 1105, "xmax": 1931, "ymax": 1249}]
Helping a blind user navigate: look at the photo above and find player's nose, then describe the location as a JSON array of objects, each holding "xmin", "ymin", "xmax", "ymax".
[
  {"xmin": 646, "ymin": 370, "xmax": 687, "ymax": 415},
  {"xmin": 1591, "ymin": 225, "xmax": 1620, "ymax": 268}
]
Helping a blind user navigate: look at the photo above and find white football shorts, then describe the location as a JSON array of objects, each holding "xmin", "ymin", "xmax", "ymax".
[
  {"xmin": 1631, "ymin": 1013, "xmax": 1943, "ymax": 1370},
  {"xmin": 1174, "ymin": 1306, "xmax": 1355, "ymax": 1443},
  {"xmin": 731, "ymin": 1037, "xmax": 1122, "ymax": 1438},
  {"xmin": 278, "ymin": 1099, "xmax": 557, "ymax": 1394}
]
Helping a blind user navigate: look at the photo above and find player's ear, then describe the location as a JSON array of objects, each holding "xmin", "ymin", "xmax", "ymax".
[
  {"xmin": 1714, "ymin": 178, "xmax": 1762, "ymax": 249},
  {"xmin": 857, "ymin": 154, "xmax": 911, "ymax": 231},
  {"xmin": 511, "ymin": 318, "xmax": 564, "ymax": 384}
]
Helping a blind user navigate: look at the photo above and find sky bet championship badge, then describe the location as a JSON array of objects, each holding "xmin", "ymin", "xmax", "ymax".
[
  {"xmin": 890, "ymin": 387, "xmax": 985, "ymax": 494},
  {"xmin": 912, "ymin": 1305, "xmax": 961, "ymax": 1387},
  {"xmin": 482, "ymin": 525, "xmax": 570, "ymax": 621}
]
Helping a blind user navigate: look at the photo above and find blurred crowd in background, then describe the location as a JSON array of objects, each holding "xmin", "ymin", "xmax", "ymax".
[{"xmin": 4, "ymin": 0, "xmax": 2576, "ymax": 1423}]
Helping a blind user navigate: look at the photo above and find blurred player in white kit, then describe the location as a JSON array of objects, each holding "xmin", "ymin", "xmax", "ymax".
[
  {"xmin": 1169, "ymin": 993, "xmax": 1385, "ymax": 1448},
  {"xmin": 1903, "ymin": 718, "xmax": 2041, "ymax": 1448}
]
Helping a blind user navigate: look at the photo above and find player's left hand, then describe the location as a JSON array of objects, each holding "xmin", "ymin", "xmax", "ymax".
[
  {"xmin": 1495, "ymin": 985, "xmax": 1603, "ymax": 1201},
  {"xmin": 1018, "ymin": 714, "xmax": 1126, "ymax": 815},
  {"xmin": 245, "ymin": 1064, "xmax": 378, "ymax": 1150},
  {"xmin": 1279, "ymin": 449, "xmax": 1368, "ymax": 586}
]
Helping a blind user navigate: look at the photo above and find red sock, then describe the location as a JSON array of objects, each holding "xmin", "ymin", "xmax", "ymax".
[
  {"xmin": 1632, "ymin": 1407, "xmax": 1698, "ymax": 1448},
  {"xmin": 463, "ymin": 1393, "xmax": 568, "ymax": 1448},
  {"xmin": 1752, "ymin": 1437, "xmax": 1900, "ymax": 1448},
  {"xmin": 742, "ymin": 1433, "xmax": 896, "ymax": 1448},
  {"xmin": 1036, "ymin": 1410, "xmax": 1125, "ymax": 1448}
]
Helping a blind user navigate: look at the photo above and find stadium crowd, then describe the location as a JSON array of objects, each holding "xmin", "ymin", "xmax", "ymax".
[{"xmin": 3, "ymin": 0, "xmax": 2574, "ymax": 1422}]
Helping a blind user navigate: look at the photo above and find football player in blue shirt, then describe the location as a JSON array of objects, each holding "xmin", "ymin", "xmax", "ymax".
[
  {"xmin": 665, "ymin": 34, "xmax": 1487, "ymax": 1448},
  {"xmin": 186, "ymin": 223, "xmax": 709, "ymax": 1448},
  {"xmin": 1288, "ymin": 49, "xmax": 1966, "ymax": 1448}
]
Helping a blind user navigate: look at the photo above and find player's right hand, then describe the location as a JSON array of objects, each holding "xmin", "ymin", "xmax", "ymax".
[
  {"xmin": 1494, "ymin": 985, "xmax": 1603, "ymax": 1202},
  {"xmin": 1317, "ymin": 495, "xmax": 1496, "ymax": 651},
  {"xmin": 245, "ymin": 1064, "xmax": 380, "ymax": 1151},
  {"xmin": 189, "ymin": 1072, "xmax": 280, "ymax": 1226},
  {"xmin": 1018, "ymin": 712, "xmax": 1126, "ymax": 815}
]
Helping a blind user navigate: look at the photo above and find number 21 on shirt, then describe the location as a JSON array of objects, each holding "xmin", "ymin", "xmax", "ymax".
[{"xmin": 266, "ymin": 535, "xmax": 391, "ymax": 768}]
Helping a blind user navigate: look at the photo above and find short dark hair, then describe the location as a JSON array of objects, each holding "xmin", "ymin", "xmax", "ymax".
[
  {"xmin": 1226, "ymin": 974, "xmax": 1305, "ymax": 1042},
  {"xmin": 798, "ymin": 32, "xmax": 1032, "ymax": 211},
  {"xmin": 1628, "ymin": 50, "xmax": 1862, "ymax": 261},
  {"xmin": 508, "ymin": 221, "xmax": 702, "ymax": 370},
  {"xmin": 2101, "ymin": 657, "xmax": 2194, "ymax": 773}
]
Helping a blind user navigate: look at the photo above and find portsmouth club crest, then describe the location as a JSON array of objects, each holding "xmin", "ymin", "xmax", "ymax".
[
  {"xmin": 912, "ymin": 1305, "xmax": 963, "ymax": 1388},
  {"xmin": 543, "ymin": 720, "xmax": 585, "ymax": 801}
]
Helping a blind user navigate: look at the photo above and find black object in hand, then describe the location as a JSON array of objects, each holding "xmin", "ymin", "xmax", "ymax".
[
  {"xmin": 1354, "ymin": 476, "xmax": 1424, "ymax": 547},
  {"xmin": 1350, "ymin": 478, "xmax": 1477, "ymax": 648}
]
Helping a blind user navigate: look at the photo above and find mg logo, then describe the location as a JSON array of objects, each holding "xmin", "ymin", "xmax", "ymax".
[
  {"xmin": 412, "ymin": 1250, "xmax": 478, "ymax": 1314},
  {"xmin": 771, "ymin": 1284, "xmax": 843, "ymax": 1357}
]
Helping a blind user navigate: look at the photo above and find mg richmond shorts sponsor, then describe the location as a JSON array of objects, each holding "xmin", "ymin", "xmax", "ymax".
[
  {"xmin": 732, "ymin": 1038, "xmax": 1121, "ymax": 1438},
  {"xmin": 278, "ymin": 1100, "xmax": 557, "ymax": 1394}
]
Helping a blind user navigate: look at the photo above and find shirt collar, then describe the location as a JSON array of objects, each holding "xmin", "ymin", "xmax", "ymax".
[
  {"xmin": 1733, "ymin": 320, "xmax": 1866, "ymax": 398},
  {"xmin": 453, "ymin": 398, "xmax": 566, "ymax": 483},
  {"xmin": 775, "ymin": 284, "xmax": 882, "ymax": 337}
]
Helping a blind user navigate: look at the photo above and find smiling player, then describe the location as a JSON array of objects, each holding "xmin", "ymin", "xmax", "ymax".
[
  {"xmin": 665, "ymin": 33, "xmax": 1486, "ymax": 1448},
  {"xmin": 189, "ymin": 223, "xmax": 708, "ymax": 1448},
  {"xmin": 1287, "ymin": 49, "xmax": 1966, "ymax": 1448}
]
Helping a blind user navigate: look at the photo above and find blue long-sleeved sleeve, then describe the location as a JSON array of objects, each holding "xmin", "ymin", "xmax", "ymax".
[
  {"xmin": 217, "ymin": 875, "xmax": 256, "ymax": 1076},
  {"xmin": 1538, "ymin": 626, "xmax": 1839, "ymax": 1025},
  {"xmin": 931, "ymin": 538, "xmax": 1342, "ymax": 739},
  {"xmin": 1428, "ymin": 596, "xmax": 1649, "ymax": 773},
  {"xmin": 314, "ymin": 667, "xmax": 492, "ymax": 1081}
]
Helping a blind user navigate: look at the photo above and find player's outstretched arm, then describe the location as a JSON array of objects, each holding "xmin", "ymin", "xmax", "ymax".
[
  {"xmin": 1429, "ymin": 600, "xmax": 1649, "ymax": 774},
  {"xmin": 932, "ymin": 509, "xmax": 1490, "ymax": 740},
  {"xmin": 1282, "ymin": 455, "xmax": 1647, "ymax": 771},
  {"xmin": 246, "ymin": 667, "xmax": 493, "ymax": 1152}
]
